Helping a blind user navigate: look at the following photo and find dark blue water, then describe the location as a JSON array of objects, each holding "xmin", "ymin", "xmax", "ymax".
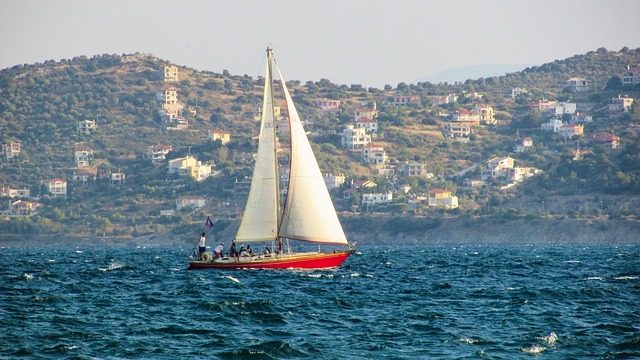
[{"xmin": 1, "ymin": 244, "xmax": 639, "ymax": 359}]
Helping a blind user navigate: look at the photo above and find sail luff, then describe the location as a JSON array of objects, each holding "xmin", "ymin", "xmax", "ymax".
[
  {"xmin": 275, "ymin": 62, "xmax": 349, "ymax": 246},
  {"xmin": 234, "ymin": 48, "xmax": 279, "ymax": 243}
]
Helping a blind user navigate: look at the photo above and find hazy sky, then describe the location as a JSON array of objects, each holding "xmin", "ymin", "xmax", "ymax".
[{"xmin": 1, "ymin": 0, "xmax": 638, "ymax": 88}]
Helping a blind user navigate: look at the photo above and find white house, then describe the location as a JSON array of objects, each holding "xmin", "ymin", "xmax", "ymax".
[
  {"xmin": 481, "ymin": 157, "xmax": 515, "ymax": 181},
  {"xmin": 511, "ymin": 87, "xmax": 527, "ymax": 98},
  {"xmin": 42, "ymin": 178, "xmax": 67, "ymax": 197},
  {"xmin": 146, "ymin": 144, "xmax": 173, "ymax": 164},
  {"xmin": 362, "ymin": 144, "xmax": 386, "ymax": 166},
  {"xmin": 565, "ymin": 78, "xmax": 589, "ymax": 92},
  {"xmin": 362, "ymin": 192, "xmax": 393, "ymax": 206},
  {"xmin": 75, "ymin": 148, "xmax": 93, "ymax": 167},
  {"xmin": 341, "ymin": 125, "xmax": 371, "ymax": 149},
  {"xmin": 621, "ymin": 67, "xmax": 640, "ymax": 86},
  {"xmin": 110, "ymin": 172, "xmax": 126, "ymax": 184},
  {"xmin": 2, "ymin": 142, "xmax": 21, "ymax": 161},
  {"xmin": 324, "ymin": 173, "xmax": 346, "ymax": 190},
  {"xmin": 354, "ymin": 118, "xmax": 379, "ymax": 133},
  {"xmin": 176, "ymin": 196, "xmax": 206, "ymax": 210}
]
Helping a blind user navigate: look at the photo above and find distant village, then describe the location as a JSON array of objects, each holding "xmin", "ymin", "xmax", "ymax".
[{"xmin": 2, "ymin": 62, "xmax": 638, "ymax": 220}]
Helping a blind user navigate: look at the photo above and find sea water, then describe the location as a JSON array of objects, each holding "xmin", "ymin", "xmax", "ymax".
[{"xmin": 1, "ymin": 244, "xmax": 638, "ymax": 359}]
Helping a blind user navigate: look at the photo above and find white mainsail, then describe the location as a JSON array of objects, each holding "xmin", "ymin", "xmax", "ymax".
[
  {"xmin": 276, "ymin": 63, "xmax": 349, "ymax": 245},
  {"xmin": 234, "ymin": 49, "xmax": 279, "ymax": 242}
]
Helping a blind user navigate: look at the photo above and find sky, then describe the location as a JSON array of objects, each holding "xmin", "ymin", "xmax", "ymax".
[{"xmin": 1, "ymin": 0, "xmax": 639, "ymax": 88}]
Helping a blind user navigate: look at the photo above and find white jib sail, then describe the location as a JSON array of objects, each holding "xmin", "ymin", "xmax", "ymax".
[
  {"xmin": 276, "ymin": 64, "xmax": 349, "ymax": 245},
  {"xmin": 235, "ymin": 50, "xmax": 279, "ymax": 242}
]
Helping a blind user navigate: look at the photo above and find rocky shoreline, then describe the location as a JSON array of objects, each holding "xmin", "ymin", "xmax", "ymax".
[{"xmin": 3, "ymin": 217, "xmax": 638, "ymax": 248}]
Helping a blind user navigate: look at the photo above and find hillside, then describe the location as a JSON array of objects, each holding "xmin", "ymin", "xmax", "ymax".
[{"xmin": 1, "ymin": 48, "xmax": 639, "ymax": 244}]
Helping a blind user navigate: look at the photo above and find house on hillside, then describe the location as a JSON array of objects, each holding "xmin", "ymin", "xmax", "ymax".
[
  {"xmin": 146, "ymin": 144, "xmax": 173, "ymax": 164},
  {"xmin": 176, "ymin": 196, "xmax": 206, "ymax": 210},
  {"xmin": 427, "ymin": 188, "xmax": 458, "ymax": 209},
  {"xmin": 362, "ymin": 144, "xmax": 386, "ymax": 167},
  {"xmin": 162, "ymin": 65, "xmax": 179, "ymax": 82},
  {"xmin": 511, "ymin": 87, "xmax": 527, "ymax": 98},
  {"xmin": 1, "ymin": 186, "xmax": 30, "ymax": 198},
  {"xmin": 354, "ymin": 118, "xmax": 379, "ymax": 134},
  {"xmin": 208, "ymin": 129, "xmax": 231, "ymax": 144},
  {"xmin": 481, "ymin": 157, "xmax": 515, "ymax": 181},
  {"xmin": 324, "ymin": 173, "xmax": 346, "ymax": 190},
  {"xmin": 354, "ymin": 103, "xmax": 378, "ymax": 121},
  {"xmin": 168, "ymin": 156, "xmax": 198, "ymax": 174},
  {"xmin": 8, "ymin": 200, "xmax": 42, "ymax": 216},
  {"xmin": 362, "ymin": 192, "xmax": 393, "ymax": 206},
  {"xmin": 315, "ymin": 99, "xmax": 341, "ymax": 111},
  {"xmin": 514, "ymin": 137, "xmax": 533, "ymax": 152},
  {"xmin": 75, "ymin": 148, "xmax": 93, "ymax": 167},
  {"xmin": 341, "ymin": 125, "xmax": 371, "ymax": 149},
  {"xmin": 73, "ymin": 168, "xmax": 97, "ymax": 183},
  {"xmin": 621, "ymin": 66, "xmax": 640, "ymax": 86},
  {"xmin": 42, "ymin": 178, "xmax": 67, "ymax": 197},
  {"xmin": 2, "ymin": 142, "xmax": 21, "ymax": 161},
  {"xmin": 401, "ymin": 161, "xmax": 430, "ymax": 177},
  {"xmin": 473, "ymin": 105, "xmax": 496, "ymax": 125},
  {"xmin": 592, "ymin": 133, "xmax": 621, "ymax": 148},
  {"xmin": 565, "ymin": 77, "xmax": 589, "ymax": 92},
  {"xmin": 570, "ymin": 112, "xmax": 593, "ymax": 124},
  {"xmin": 353, "ymin": 180, "xmax": 377, "ymax": 188},
  {"xmin": 558, "ymin": 124, "xmax": 584, "ymax": 139},
  {"xmin": 435, "ymin": 93, "xmax": 458, "ymax": 105},
  {"xmin": 541, "ymin": 118, "xmax": 564, "ymax": 132},
  {"xmin": 110, "ymin": 172, "xmax": 126, "ymax": 184},
  {"xmin": 608, "ymin": 95, "xmax": 634, "ymax": 116},
  {"xmin": 443, "ymin": 122, "xmax": 471, "ymax": 139},
  {"xmin": 451, "ymin": 110, "xmax": 480, "ymax": 126},
  {"xmin": 77, "ymin": 120, "xmax": 97, "ymax": 134},
  {"xmin": 393, "ymin": 96, "xmax": 420, "ymax": 107}
]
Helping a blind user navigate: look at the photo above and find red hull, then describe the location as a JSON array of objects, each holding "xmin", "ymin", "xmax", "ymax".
[{"xmin": 187, "ymin": 250, "xmax": 354, "ymax": 270}]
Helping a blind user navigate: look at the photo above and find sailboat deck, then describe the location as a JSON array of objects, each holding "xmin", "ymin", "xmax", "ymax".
[{"xmin": 188, "ymin": 250, "xmax": 354, "ymax": 270}]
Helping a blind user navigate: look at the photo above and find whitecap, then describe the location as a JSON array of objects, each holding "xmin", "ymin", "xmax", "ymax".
[
  {"xmin": 99, "ymin": 263, "xmax": 124, "ymax": 271},
  {"xmin": 521, "ymin": 345, "xmax": 546, "ymax": 353},
  {"xmin": 458, "ymin": 337, "xmax": 478, "ymax": 344},
  {"xmin": 565, "ymin": 260, "xmax": 580, "ymax": 263},
  {"xmin": 306, "ymin": 274, "xmax": 322, "ymax": 278},
  {"xmin": 75, "ymin": 250, "xmax": 83, "ymax": 254},
  {"xmin": 614, "ymin": 276, "xmax": 638, "ymax": 280},
  {"xmin": 23, "ymin": 273, "xmax": 33, "ymax": 280},
  {"xmin": 539, "ymin": 332, "xmax": 557, "ymax": 345},
  {"xmin": 222, "ymin": 275, "xmax": 240, "ymax": 283},
  {"xmin": 583, "ymin": 277, "xmax": 602, "ymax": 281},
  {"xmin": 350, "ymin": 273, "xmax": 360, "ymax": 277}
]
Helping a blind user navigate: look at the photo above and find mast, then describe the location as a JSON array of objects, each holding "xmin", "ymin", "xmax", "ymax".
[{"xmin": 266, "ymin": 46, "xmax": 281, "ymax": 230}]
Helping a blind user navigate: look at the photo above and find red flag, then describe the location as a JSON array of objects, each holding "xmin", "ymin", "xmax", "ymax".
[{"xmin": 205, "ymin": 216, "xmax": 214, "ymax": 228}]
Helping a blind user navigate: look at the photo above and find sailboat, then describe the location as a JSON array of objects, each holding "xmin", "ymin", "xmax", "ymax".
[{"xmin": 187, "ymin": 47, "xmax": 354, "ymax": 270}]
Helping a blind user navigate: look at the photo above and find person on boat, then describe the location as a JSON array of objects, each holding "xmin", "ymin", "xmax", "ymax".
[
  {"xmin": 229, "ymin": 241, "xmax": 238, "ymax": 259},
  {"xmin": 239, "ymin": 245, "xmax": 250, "ymax": 257},
  {"xmin": 246, "ymin": 245, "xmax": 253, "ymax": 255},
  {"xmin": 264, "ymin": 245, "xmax": 271, "ymax": 255},
  {"xmin": 198, "ymin": 233, "xmax": 206, "ymax": 260},
  {"xmin": 213, "ymin": 243, "xmax": 224, "ymax": 259}
]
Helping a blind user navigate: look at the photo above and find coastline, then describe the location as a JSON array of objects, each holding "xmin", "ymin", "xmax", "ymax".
[{"xmin": 2, "ymin": 217, "xmax": 638, "ymax": 248}]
